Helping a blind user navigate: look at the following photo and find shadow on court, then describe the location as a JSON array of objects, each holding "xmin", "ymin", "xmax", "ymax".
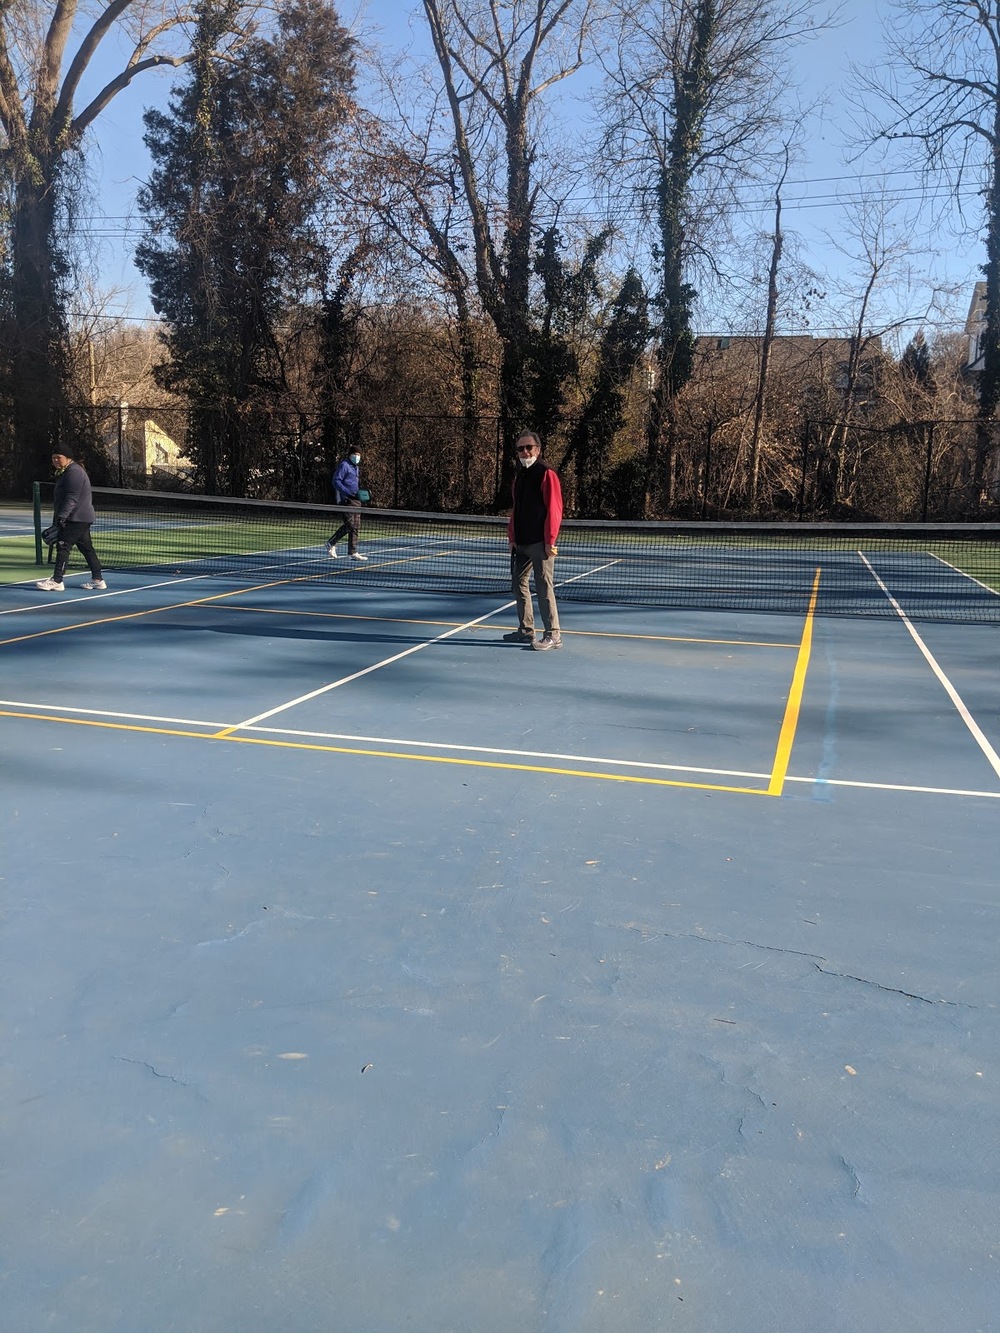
[{"xmin": 1, "ymin": 579, "xmax": 997, "ymax": 1333}]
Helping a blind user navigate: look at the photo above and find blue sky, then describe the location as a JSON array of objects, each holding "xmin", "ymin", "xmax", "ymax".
[{"xmin": 78, "ymin": 0, "xmax": 980, "ymax": 345}]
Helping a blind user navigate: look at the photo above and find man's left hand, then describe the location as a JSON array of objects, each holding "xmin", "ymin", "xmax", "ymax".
[{"xmin": 545, "ymin": 545, "xmax": 557, "ymax": 559}]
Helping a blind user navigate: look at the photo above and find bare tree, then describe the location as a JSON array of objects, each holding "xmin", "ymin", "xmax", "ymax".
[
  {"xmin": 420, "ymin": 0, "xmax": 593, "ymax": 502},
  {"xmin": 747, "ymin": 145, "xmax": 791, "ymax": 507},
  {"xmin": 598, "ymin": 0, "xmax": 827, "ymax": 515},
  {"xmin": 344, "ymin": 87, "xmax": 487, "ymax": 509},
  {"xmin": 857, "ymin": 0, "xmax": 1000, "ymax": 499},
  {"xmin": 811, "ymin": 190, "xmax": 946, "ymax": 510}
]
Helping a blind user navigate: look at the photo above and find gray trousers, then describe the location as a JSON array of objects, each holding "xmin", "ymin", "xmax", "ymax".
[{"xmin": 511, "ymin": 542, "xmax": 559, "ymax": 634}]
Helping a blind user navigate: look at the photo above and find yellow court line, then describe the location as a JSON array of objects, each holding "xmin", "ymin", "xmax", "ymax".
[
  {"xmin": 0, "ymin": 571, "xmax": 346, "ymax": 647},
  {"xmin": 216, "ymin": 603, "xmax": 798, "ymax": 648},
  {"xmin": 767, "ymin": 568, "xmax": 821, "ymax": 796},
  {"xmin": 0, "ymin": 708, "xmax": 770, "ymax": 795},
  {"xmin": 0, "ymin": 548, "xmax": 467, "ymax": 648}
]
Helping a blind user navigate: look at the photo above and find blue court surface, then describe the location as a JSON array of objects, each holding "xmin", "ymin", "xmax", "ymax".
[{"xmin": 1, "ymin": 558, "xmax": 998, "ymax": 1332}]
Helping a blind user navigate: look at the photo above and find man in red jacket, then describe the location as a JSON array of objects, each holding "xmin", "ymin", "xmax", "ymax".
[{"xmin": 503, "ymin": 431, "xmax": 564, "ymax": 651}]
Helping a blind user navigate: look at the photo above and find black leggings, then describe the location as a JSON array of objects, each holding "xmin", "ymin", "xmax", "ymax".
[
  {"xmin": 54, "ymin": 521, "xmax": 103, "ymax": 581},
  {"xmin": 328, "ymin": 498, "xmax": 361, "ymax": 553}
]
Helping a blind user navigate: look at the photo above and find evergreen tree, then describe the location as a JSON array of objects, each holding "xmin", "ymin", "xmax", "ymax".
[
  {"xmin": 901, "ymin": 328, "xmax": 933, "ymax": 387},
  {"xmin": 136, "ymin": 0, "xmax": 356, "ymax": 494},
  {"xmin": 528, "ymin": 227, "xmax": 612, "ymax": 443},
  {"xmin": 562, "ymin": 268, "xmax": 652, "ymax": 515}
]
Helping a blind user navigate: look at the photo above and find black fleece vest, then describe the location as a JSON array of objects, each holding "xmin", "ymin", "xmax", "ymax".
[{"xmin": 512, "ymin": 460, "xmax": 553, "ymax": 544}]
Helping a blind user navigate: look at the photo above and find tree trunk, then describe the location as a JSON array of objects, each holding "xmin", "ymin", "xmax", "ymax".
[
  {"xmin": 976, "ymin": 128, "xmax": 1000, "ymax": 498},
  {"xmin": 454, "ymin": 286, "xmax": 479, "ymax": 511},
  {"xmin": 750, "ymin": 165, "xmax": 786, "ymax": 508},
  {"xmin": 494, "ymin": 115, "xmax": 533, "ymax": 506},
  {"xmin": 9, "ymin": 169, "xmax": 71, "ymax": 495}
]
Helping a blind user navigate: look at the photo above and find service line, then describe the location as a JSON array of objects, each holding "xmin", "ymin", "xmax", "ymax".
[{"xmin": 860, "ymin": 552, "xmax": 1000, "ymax": 784}]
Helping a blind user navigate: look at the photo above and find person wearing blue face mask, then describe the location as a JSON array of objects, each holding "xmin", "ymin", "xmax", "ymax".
[{"xmin": 326, "ymin": 449, "xmax": 368, "ymax": 560}]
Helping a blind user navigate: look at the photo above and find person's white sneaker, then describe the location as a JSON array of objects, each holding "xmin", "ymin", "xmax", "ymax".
[
  {"xmin": 327, "ymin": 544, "xmax": 339, "ymax": 558},
  {"xmin": 351, "ymin": 552, "xmax": 369, "ymax": 561},
  {"xmin": 35, "ymin": 577, "xmax": 64, "ymax": 591},
  {"xmin": 81, "ymin": 579, "xmax": 107, "ymax": 590}
]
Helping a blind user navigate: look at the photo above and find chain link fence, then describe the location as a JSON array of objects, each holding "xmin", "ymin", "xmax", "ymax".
[{"xmin": 29, "ymin": 404, "xmax": 1000, "ymax": 521}]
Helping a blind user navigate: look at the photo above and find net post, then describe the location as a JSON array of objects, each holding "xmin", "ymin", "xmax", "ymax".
[{"xmin": 32, "ymin": 481, "xmax": 43, "ymax": 565}]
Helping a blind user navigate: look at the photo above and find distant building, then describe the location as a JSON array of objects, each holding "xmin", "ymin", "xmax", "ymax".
[
  {"xmin": 140, "ymin": 415, "xmax": 187, "ymax": 478},
  {"xmin": 963, "ymin": 280, "xmax": 987, "ymax": 379},
  {"xmin": 101, "ymin": 401, "xmax": 189, "ymax": 484},
  {"xmin": 693, "ymin": 333, "xmax": 884, "ymax": 408}
]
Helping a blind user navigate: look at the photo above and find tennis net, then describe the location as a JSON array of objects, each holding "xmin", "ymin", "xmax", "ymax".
[{"xmin": 34, "ymin": 486, "xmax": 1000, "ymax": 621}]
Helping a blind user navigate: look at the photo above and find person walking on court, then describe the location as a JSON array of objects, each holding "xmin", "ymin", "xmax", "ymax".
[
  {"xmin": 326, "ymin": 449, "xmax": 368, "ymax": 560},
  {"xmin": 35, "ymin": 450, "xmax": 107, "ymax": 593},
  {"xmin": 503, "ymin": 430, "xmax": 563, "ymax": 650}
]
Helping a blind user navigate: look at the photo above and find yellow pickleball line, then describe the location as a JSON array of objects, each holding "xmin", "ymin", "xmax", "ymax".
[
  {"xmin": 0, "ymin": 573, "xmax": 332, "ymax": 646},
  {"xmin": 223, "ymin": 603, "xmax": 797, "ymax": 648},
  {"xmin": 0, "ymin": 551, "xmax": 460, "ymax": 647},
  {"xmin": 0, "ymin": 708, "xmax": 771, "ymax": 795},
  {"xmin": 767, "ymin": 568, "xmax": 821, "ymax": 796}
]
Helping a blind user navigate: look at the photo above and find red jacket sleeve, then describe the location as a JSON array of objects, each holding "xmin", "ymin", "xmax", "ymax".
[{"xmin": 541, "ymin": 468, "xmax": 563, "ymax": 548}]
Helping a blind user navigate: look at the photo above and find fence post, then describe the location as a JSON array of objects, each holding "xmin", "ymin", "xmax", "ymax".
[
  {"xmin": 393, "ymin": 416, "xmax": 400, "ymax": 508},
  {"xmin": 33, "ymin": 482, "xmax": 43, "ymax": 565},
  {"xmin": 117, "ymin": 404, "xmax": 125, "ymax": 488},
  {"xmin": 798, "ymin": 421, "xmax": 811, "ymax": 520},
  {"xmin": 921, "ymin": 422, "xmax": 935, "ymax": 522},
  {"xmin": 701, "ymin": 420, "xmax": 714, "ymax": 520}
]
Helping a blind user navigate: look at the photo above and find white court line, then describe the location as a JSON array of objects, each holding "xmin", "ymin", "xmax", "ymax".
[
  {"xmin": 221, "ymin": 557, "xmax": 623, "ymax": 732},
  {"xmin": 4, "ymin": 695, "xmax": 1000, "ymax": 798},
  {"xmin": 0, "ymin": 699, "xmax": 230, "ymax": 728},
  {"xmin": 784, "ymin": 774, "xmax": 1000, "ymax": 799},
  {"xmin": 927, "ymin": 549, "xmax": 1000, "ymax": 597},
  {"xmin": 0, "ymin": 544, "xmax": 337, "ymax": 608},
  {"xmin": 859, "ymin": 551, "xmax": 1000, "ymax": 783},
  {"xmin": 225, "ymin": 604, "xmax": 516, "ymax": 728},
  {"xmin": 240, "ymin": 723, "xmax": 770, "ymax": 779},
  {"xmin": 1, "ymin": 571, "xmax": 207, "ymax": 611},
  {"xmin": 0, "ymin": 696, "xmax": 766, "ymax": 779},
  {"xmin": 0, "ymin": 539, "xmax": 456, "ymax": 614}
]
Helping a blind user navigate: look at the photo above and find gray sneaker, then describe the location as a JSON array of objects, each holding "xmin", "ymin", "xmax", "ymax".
[
  {"xmin": 82, "ymin": 579, "xmax": 107, "ymax": 590},
  {"xmin": 502, "ymin": 629, "xmax": 535, "ymax": 644},
  {"xmin": 532, "ymin": 632, "xmax": 562, "ymax": 651}
]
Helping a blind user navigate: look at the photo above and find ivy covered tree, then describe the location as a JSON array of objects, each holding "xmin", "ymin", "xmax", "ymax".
[
  {"xmin": 528, "ymin": 226, "xmax": 612, "ymax": 443},
  {"xmin": 562, "ymin": 268, "xmax": 651, "ymax": 515},
  {"xmin": 599, "ymin": 0, "xmax": 823, "ymax": 515},
  {"xmin": 136, "ymin": 0, "xmax": 356, "ymax": 494},
  {"xmin": 421, "ymin": 0, "xmax": 596, "ymax": 505}
]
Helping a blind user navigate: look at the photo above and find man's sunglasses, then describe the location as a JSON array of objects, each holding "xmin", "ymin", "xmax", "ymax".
[{"xmin": 516, "ymin": 444, "xmax": 536, "ymax": 453}]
